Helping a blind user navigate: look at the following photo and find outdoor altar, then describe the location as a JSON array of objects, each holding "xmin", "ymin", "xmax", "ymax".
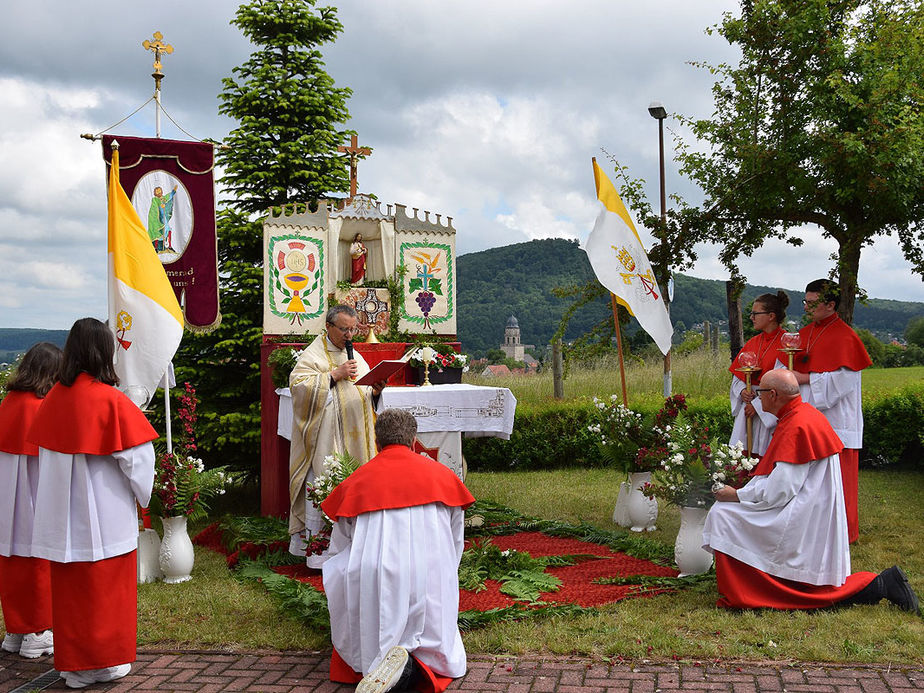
[{"xmin": 259, "ymin": 136, "xmax": 467, "ymax": 515}]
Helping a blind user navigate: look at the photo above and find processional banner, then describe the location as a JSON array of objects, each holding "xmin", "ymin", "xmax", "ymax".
[{"xmin": 102, "ymin": 135, "xmax": 220, "ymax": 331}]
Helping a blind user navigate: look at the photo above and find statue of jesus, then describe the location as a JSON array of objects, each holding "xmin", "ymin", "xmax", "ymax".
[{"xmin": 349, "ymin": 233, "xmax": 367, "ymax": 284}]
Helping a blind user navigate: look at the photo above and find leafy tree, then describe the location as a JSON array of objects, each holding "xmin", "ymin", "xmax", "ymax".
[
  {"xmin": 678, "ymin": 0, "xmax": 924, "ymax": 324},
  {"xmin": 176, "ymin": 0, "xmax": 353, "ymax": 473},
  {"xmin": 906, "ymin": 316, "xmax": 924, "ymax": 348}
]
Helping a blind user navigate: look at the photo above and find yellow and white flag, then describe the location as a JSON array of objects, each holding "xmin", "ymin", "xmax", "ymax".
[
  {"xmin": 585, "ymin": 158, "xmax": 672, "ymax": 355},
  {"xmin": 108, "ymin": 144, "xmax": 183, "ymax": 408}
]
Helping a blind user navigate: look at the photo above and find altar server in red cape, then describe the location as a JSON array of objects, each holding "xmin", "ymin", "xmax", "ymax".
[
  {"xmin": 728, "ymin": 291, "xmax": 788, "ymax": 457},
  {"xmin": 28, "ymin": 318, "xmax": 157, "ymax": 689},
  {"xmin": 786, "ymin": 279, "xmax": 871, "ymax": 543},
  {"xmin": 0, "ymin": 342, "xmax": 62, "ymax": 659},
  {"xmin": 703, "ymin": 369, "xmax": 918, "ymax": 613},
  {"xmin": 321, "ymin": 408, "xmax": 475, "ymax": 693}
]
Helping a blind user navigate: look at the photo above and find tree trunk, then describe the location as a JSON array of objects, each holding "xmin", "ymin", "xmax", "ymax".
[
  {"xmin": 837, "ymin": 236, "xmax": 863, "ymax": 326},
  {"xmin": 726, "ymin": 279, "xmax": 744, "ymax": 361}
]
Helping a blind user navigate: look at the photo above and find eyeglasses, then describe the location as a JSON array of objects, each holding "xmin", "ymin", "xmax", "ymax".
[
  {"xmin": 754, "ymin": 388, "xmax": 775, "ymax": 395},
  {"xmin": 749, "ymin": 311, "xmax": 772, "ymax": 317},
  {"xmin": 327, "ymin": 322, "xmax": 358, "ymax": 334}
]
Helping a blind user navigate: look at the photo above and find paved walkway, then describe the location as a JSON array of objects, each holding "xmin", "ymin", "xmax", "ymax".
[{"xmin": 2, "ymin": 649, "xmax": 922, "ymax": 692}]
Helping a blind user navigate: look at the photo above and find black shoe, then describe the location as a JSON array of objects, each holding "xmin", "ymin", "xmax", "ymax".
[{"xmin": 881, "ymin": 566, "xmax": 920, "ymax": 614}]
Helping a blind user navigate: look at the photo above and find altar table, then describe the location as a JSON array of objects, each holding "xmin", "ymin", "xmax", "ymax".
[{"xmin": 277, "ymin": 383, "xmax": 516, "ymax": 478}]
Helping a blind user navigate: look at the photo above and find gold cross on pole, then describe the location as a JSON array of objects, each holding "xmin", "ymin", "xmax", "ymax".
[
  {"xmin": 338, "ymin": 134, "xmax": 372, "ymax": 199},
  {"xmin": 142, "ymin": 31, "xmax": 174, "ymax": 90}
]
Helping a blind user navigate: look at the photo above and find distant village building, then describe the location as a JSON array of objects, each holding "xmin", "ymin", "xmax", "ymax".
[
  {"xmin": 500, "ymin": 315, "xmax": 534, "ymax": 362},
  {"xmin": 481, "ymin": 364, "xmax": 512, "ymax": 378}
]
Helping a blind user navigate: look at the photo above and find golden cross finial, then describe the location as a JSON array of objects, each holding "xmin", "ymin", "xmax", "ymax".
[
  {"xmin": 142, "ymin": 31, "xmax": 174, "ymax": 87},
  {"xmin": 338, "ymin": 134, "xmax": 372, "ymax": 199}
]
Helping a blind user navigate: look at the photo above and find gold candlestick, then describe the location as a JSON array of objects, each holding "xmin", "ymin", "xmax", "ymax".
[
  {"xmin": 420, "ymin": 346, "xmax": 435, "ymax": 387},
  {"xmin": 734, "ymin": 365, "xmax": 760, "ymax": 455}
]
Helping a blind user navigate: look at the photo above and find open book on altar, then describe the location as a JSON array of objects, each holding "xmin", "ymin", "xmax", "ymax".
[{"xmin": 354, "ymin": 347, "xmax": 419, "ymax": 386}]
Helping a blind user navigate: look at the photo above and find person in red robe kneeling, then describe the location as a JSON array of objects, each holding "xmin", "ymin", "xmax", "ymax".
[
  {"xmin": 703, "ymin": 369, "xmax": 918, "ymax": 613},
  {"xmin": 321, "ymin": 408, "xmax": 475, "ymax": 693},
  {"xmin": 0, "ymin": 342, "xmax": 62, "ymax": 659},
  {"xmin": 28, "ymin": 318, "xmax": 157, "ymax": 689}
]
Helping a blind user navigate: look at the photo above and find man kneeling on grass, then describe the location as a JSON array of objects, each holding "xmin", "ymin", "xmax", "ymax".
[
  {"xmin": 703, "ymin": 368, "xmax": 920, "ymax": 613},
  {"xmin": 321, "ymin": 408, "xmax": 475, "ymax": 693}
]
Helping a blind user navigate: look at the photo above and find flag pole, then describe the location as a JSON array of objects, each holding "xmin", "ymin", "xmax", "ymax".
[{"xmin": 610, "ymin": 293, "xmax": 628, "ymax": 406}]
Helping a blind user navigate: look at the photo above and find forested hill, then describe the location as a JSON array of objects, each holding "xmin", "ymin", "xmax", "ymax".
[
  {"xmin": 0, "ymin": 328, "xmax": 68, "ymax": 363},
  {"xmin": 457, "ymin": 238, "xmax": 922, "ymax": 356}
]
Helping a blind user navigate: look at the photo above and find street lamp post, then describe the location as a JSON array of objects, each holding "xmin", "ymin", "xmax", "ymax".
[{"xmin": 648, "ymin": 101, "xmax": 671, "ymax": 397}]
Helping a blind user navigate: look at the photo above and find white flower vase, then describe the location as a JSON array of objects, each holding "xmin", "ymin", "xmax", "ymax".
[
  {"xmin": 612, "ymin": 480, "xmax": 631, "ymax": 526},
  {"xmin": 623, "ymin": 471, "xmax": 658, "ymax": 532},
  {"xmin": 159, "ymin": 515, "xmax": 195, "ymax": 584},
  {"xmin": 674, "ymin": 506, "xmax": 713, "ymax": 577}
]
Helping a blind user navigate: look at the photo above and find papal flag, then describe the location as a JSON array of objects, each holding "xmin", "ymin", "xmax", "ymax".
[
  {"xmin": 585, "ymin": 158, "xmax": 673, "ymax": 355},
  {"xmin": 108, "ymin": 142, "xmax": 184, "ymax": 408}
]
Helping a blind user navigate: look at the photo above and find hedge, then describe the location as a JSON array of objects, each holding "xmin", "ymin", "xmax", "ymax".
[{"xmin": 463, "ymin": 385, "xmax": 924, "ymax": 472}]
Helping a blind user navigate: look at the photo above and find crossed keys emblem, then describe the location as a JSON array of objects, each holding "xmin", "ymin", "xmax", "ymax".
[{"xmin": 612, "ymin": 245, "xmax": 659, "ymax": 300}]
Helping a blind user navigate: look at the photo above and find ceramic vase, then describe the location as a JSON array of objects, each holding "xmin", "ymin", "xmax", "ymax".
[
  {"xmin": 674, "ymin": 506, "xmax": 713, "ymax": 577},
  {"xmin": 614, "ymin": 471, "xmax": 658, "ymax": 532},
  {"xmin": 159, "ymin": 515, "xmax": 195, "ymax": 584}
]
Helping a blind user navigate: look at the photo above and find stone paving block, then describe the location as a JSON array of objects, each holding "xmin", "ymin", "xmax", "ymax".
[
  {"xmin": 558, "ymin": 686, "xmax": 605, "ymax": 693},
  {"xmin": 755, "ymin": 674, "xmax": 784, "ymax": 690},
  {"xmin": 531, "ymin": 675, "xmax": 559, "ymax": 692},
  {"xmin": 730, "ymin": 683, "xmax": 758, "ymax": 693},
  {"xmin": 882, "ymin": 673, "xmax": 916, "ymax": 688},
  {"xmin": 781, "ymin": 669, "xmax": 810, "ymax": 684}
]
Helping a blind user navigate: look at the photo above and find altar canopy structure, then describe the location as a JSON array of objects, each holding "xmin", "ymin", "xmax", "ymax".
[{"xmin": 262, "ymin": 194, "xmax": 457, "ymax": 336}]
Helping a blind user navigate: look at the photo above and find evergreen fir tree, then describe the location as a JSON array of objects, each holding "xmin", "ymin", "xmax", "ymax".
[{"xmin": 176, "ymin": 0, "xmax": 353, "ymax": 474}]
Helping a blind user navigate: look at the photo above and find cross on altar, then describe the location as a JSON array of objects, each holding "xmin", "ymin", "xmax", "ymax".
[{"xmin": 338, "ymin": 134, "xmax": 371, "ymax": 199}]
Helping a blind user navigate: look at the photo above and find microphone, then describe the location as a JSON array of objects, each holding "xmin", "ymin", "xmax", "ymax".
[{"xmin": 345, "ymin": 339, "xmax": 354, "ymax": 360}]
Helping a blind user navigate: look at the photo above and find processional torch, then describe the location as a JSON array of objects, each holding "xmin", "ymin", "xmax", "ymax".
[{"xmin": 734, "ymin": 350, "xmax": 759, "ymax": 456}]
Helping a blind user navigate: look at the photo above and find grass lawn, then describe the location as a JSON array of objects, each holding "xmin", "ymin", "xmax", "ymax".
[{"xmin": 30, "ymin": 467, "xmax": 911, "ymax": 664}]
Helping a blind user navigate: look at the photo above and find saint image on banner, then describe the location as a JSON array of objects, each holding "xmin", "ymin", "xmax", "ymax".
[{"xmin": 131, "ymin": 171, "xmax": 193, "ymax": 262}]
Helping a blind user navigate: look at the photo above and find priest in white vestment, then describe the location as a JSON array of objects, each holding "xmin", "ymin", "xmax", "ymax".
[
  {"xmin": 288, "ymin": 306, "xmax": 382, "ymax": 555},
  {"xmin": 321, "ymin": 409, "xmax": 475, "ymax": 693},
  {"xmin": 704, "ymin": 369, "xmax": 919, "ymax": 613}
]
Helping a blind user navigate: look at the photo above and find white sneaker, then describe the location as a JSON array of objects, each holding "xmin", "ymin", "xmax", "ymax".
[
  {"xmin": 2, "ymin": 633, "xmax": 24, "ymax": 653},
  {"xmin": 19, "ymin": 630, "xmax": 53, "ymax": 658},
  {"xmin": 357, "ymin": 646, "xmax": 409, "ymax": 693},
  {"xmin": 62, "ymin": 664, "xmax": 131, "ymax": 689}
]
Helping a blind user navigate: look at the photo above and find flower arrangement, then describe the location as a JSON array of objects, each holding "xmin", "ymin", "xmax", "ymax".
[
  {"xmin": 590, "ymin": 393, "xmax": 688, "ymax": 475},
  {"xmin": 267, "ymin": 345, "xmax": 306, "ymax": 388},
  {"xmin": 149, "ymin": 383, "xmax": 236, "ymax": 521},
  {"xmin": 304, "ymin": 450, "xmax": 361, "ymax": 556},
  {"xmin": 643, "ymin": 412, "xmax": 754, "ymax": 509},
  {"xmin": 408, "ymin": 343, "xmax": 468, "ymax": 370}
]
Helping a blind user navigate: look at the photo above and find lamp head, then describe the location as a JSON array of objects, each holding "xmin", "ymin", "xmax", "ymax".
[{"xmin": 648, "ymin": 101, "xmax": 667, "ymax": 120}]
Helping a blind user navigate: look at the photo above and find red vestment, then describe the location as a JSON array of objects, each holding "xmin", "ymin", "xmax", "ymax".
[
  {"xmin": 322, "ymin": 445, "xmax": 474, "ymax": 693},
  {"xmin": 714, "ymin": 399, "xmax": 875, "ymax": 609},
  {"xmin": 27, "ymin": 374, "xmax": 155, "ymax": 671},
  {"xmin": 0, "ymin": 390, "xmax": 52, "ymax": 634},
  {"xmin": 787, "ymin": 314, "xmax": 871, "ymax": 542}
]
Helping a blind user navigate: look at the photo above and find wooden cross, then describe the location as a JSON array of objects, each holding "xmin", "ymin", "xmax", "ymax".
[{"xmin": 338, "ymin": 134, "xmax": 371, "ymax": 199}]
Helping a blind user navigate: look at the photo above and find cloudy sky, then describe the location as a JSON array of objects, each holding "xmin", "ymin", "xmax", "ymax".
[{"xmin": 1, "ymin": 1, "xmax": 919, "ymax": 330}]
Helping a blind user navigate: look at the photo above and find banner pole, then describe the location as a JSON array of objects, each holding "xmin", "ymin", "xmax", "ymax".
[{"xmin": 610, "ymin": 293, "xmax": 628, "ymax": 406}]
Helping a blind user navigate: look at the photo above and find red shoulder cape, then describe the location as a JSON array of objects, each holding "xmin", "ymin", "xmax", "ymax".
[
  {"xmin": 729, "ymin": 328, "xmax": 783, "ymax": 383},
  {"xmin": 27, "ymin": 373, "xmax": 157, "ymax": 455},
  {"xmin": 0, "ymin": 390, "xmax": 44, "ymax": 456},
  {"xmin": 752, "ymin": 399, "xmax": 843, "ymax": 476},
  {"xmin": 787, "ymin": 314, "xmax": 872, "ymax": 373},
  {"xmin": 321, "ymin": 444, "xmax": 475, "ymax": 522}
]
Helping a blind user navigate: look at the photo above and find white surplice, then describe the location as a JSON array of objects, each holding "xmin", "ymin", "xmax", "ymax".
[
  {"xmin": 702, "ymin": 454, "xmax": 850, "ymax": 586},
  {"xmin": 728, "ymin": 378, "xmax": 777, "ymax": 456},
  {"xmin": 323, "ymin": 502, "xmax": 467, "ymax": 678},
  {"xmin": 0, "ymin": 451, "xmax": 40, "ymax": 557},
  {"xmin": 30, "ymin": 443, "xmax": 155, "ymax": 563}
]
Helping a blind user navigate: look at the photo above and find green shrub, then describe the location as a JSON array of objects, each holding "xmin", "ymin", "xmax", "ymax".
[
  {"xmin": 464, "ymin": 387, "xmax": 923, "ymax": 472},
  {"xmin": 860, "ymin": 384, "xmax": 924, "ymax": 467}
]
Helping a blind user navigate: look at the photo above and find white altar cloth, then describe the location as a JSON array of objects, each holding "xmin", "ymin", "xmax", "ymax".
[
  {"xmin": 276, "ymin": 384, "xmax": 516, "ymax": 479},
  {"xmin": 376, "ymin": 384, "xmax": 516, "ymax": 438}
]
